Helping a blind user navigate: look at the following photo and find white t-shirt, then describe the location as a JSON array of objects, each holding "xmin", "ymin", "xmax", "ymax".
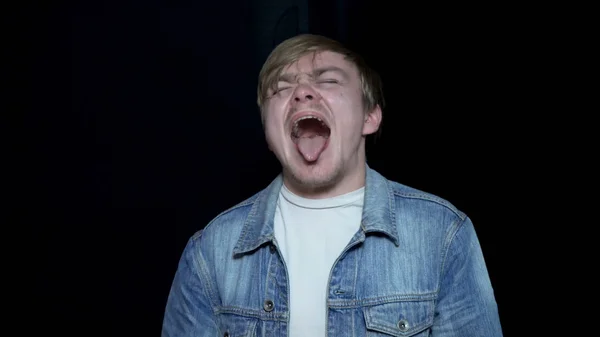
[{"xmin": 274, "ymin": 184, "xmax": 364, "ymax": 337}]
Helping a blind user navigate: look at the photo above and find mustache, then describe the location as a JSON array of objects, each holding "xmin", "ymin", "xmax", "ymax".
[{"xmin": 286, "ymin": 103, "xmax": 327, "ymax": 122}]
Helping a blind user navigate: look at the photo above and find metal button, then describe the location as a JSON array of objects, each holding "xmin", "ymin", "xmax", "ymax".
[
  {"xmin": 269, "ymin": 245, "xmax": 276, "ymax": 254},
  {"xmin": 263, "ymin": 299, "xmax": 274, "ymax": 312},
  {"xmin": 398, "ymin": 319, "xmax": 409, "ymax": 331}
]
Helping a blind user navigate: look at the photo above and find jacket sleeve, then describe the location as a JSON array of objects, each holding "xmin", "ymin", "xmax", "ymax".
[
  {"xmin": 162, "ymin": 233, "xmax": 219, "ymax": 337},
  {"xmin": 431, "ymin": 217, "xmax": 504, "ymax": 337}
]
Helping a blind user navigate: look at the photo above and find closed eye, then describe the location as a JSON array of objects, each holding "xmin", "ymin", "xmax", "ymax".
[{"xmin": 273, "ymin": 87, "xmax": 292, "ymax": 95}]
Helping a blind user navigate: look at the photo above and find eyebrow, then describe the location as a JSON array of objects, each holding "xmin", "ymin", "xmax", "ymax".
[{"xmin": 278, "ymin": 66, "xmax": 349, "ymax": 83}]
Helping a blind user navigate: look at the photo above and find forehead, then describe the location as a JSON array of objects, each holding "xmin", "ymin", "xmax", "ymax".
[{"xmin": 281, "ymin": 51, "xmax": 358, "ymax": 77}]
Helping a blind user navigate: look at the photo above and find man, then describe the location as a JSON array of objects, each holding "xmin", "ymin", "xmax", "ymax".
[{"xmin": 162, "ymin": 34, "xmax": 503, "ymax": 336}]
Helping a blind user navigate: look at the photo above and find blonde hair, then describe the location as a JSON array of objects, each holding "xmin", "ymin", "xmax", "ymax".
[{"xmin": 257, "ymin": 34, "xmax": 385, "ymax": 121}]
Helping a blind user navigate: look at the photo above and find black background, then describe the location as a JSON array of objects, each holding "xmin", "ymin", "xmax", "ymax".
[{"xmin": 15, "ymin": 0, "xmax": 545, "ymax": 335}]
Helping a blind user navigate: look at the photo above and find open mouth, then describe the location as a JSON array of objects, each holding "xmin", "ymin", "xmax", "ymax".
[{"xmin": 291, "ymin": 116, "xmax": 331, "ymax": 162}]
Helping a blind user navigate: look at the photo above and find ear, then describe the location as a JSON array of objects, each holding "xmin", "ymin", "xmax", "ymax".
[{"xmin": 362, "ymin": 104, "xmax": 382, "ymax": 136}]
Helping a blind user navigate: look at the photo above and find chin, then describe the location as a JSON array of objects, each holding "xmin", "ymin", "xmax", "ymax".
[{"xmin": 284, "ymin": 159, "xmax": 342, "ymax": 190}]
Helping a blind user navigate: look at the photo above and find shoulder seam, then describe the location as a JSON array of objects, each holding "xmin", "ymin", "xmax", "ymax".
[
  {"xmin": 392, "ymin": 189, "xmax": 466, "ymax": 220},
  {"xmin": 191, "ymin": 194, "xmax": 259, "ymax": 242}
]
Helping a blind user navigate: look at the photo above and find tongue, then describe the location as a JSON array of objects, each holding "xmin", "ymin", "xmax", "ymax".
[{"xmin": 297, "ymin": 135, "xmax": 327, "ymax": 162}]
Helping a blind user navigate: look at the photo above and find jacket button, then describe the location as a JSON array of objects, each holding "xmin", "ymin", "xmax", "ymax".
[
  {"xmin": 263, "ymin": 299, "xmax": 274, "ymax": 312},
  {"xmin": 398, "ymin": 319, "xmax": 409, "ymax": 332},
  {"xmin": 223, "ymin": 332, "xmax": 229, "ymax": 337},
  {"xmin": 269, "ymin": 245, "xmax": 276, "ymax": 254}
]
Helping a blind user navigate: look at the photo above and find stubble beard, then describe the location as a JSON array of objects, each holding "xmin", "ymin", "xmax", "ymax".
[{"xmin": 283, "ymin": 161, "xmax": 343, "ymax": 195}]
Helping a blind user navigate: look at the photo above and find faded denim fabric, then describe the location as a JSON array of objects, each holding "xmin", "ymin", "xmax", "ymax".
[{"xmin": 162, "ymin": 166, "xmax": 503, "ymax": 336}]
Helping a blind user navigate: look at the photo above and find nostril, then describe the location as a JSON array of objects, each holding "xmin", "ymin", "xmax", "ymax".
[{"xmin": 294, "ymin": 93, "xmax": 315, "ymax": 102}]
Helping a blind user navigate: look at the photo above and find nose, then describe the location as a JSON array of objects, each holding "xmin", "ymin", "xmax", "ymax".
[{"xmin": 292, "ymin": 83, "xmax": 319, "ymax": 103}]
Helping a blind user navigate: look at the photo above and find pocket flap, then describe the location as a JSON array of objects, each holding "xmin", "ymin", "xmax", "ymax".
[{"xmin": 363, "ymin": 300, "xmax": 434, "ymax": 336}]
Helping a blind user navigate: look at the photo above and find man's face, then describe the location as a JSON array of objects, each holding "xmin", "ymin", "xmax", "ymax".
[{"xmin": 262, "ymin": 51, "xmax": 381, "ymax": 195}]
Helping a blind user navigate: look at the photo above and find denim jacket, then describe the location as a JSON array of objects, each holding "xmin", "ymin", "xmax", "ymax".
[{"xmin": 162, "ymin": 166, "xmax": 503, "ymax": 336}]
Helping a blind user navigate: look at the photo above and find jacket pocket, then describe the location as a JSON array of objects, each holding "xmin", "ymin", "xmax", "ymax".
[
  {"xmin": 217, "ymin": 313, "xmax": 258, "ymax": 337},
  {"xmin": 363, "ymin": 300, "xmax": 434, "ymax": 336}
]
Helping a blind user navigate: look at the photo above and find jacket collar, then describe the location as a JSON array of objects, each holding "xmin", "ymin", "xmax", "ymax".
[{"xmin": 233, "ymin": 165, "xmax": 399, "ymax": 255}]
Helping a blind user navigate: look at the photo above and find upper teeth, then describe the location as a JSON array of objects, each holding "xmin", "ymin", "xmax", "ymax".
[
  {"xmin": 297, "ymin": 115, "xmax": 322, "ymax": 122},
  {"xmin": 293, "ymin": 115, "xmax": 327, "ymax": 137}
]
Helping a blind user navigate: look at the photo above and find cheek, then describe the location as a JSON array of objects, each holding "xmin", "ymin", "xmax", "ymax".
[
  {"xmin": 264, "ymin": 100, "xmax": 287, "ymax": 124},
  {"xmin": 330, "ymin": 101, "xmax": 365, "ymax": 130},
  {"xmin": 264, "ymin": 119, "xmax": 278, "ymax": 141},
  {"xmin": 326, "ymin": 89, "xmax": 363, "ymax": 114},
  {"xmin": 263, "ymin": 112, "xmax": 285, "ymax": 143}
]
